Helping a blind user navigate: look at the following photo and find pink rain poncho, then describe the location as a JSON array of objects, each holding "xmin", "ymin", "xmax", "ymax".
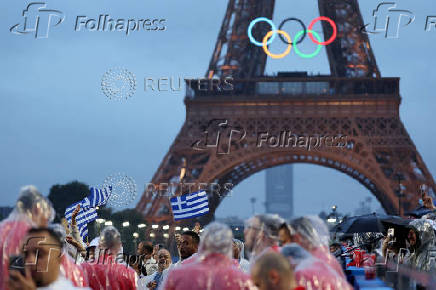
[
  {"xmin": 81, "ymin": 226, "xmax": 137, "ymax": 289},
  {"xmin": 0, "ymin": 186, "xmax": 88, "ymax": 289},
  {"xmin": 290, "ymin": 216, "xmax": 347, "ymax": 279},
  {"xmin": 162, "ymin": 222, "xmax": 255, "ymax": 290},
  {"xmin": 244, "ymin": 214, "xmax": 284, "ymax": 262},
  {"xmin": 281, "ymin": 243, "xmax": 352, "ymax": 290},
  {"xmin": 49, "ymin": 223, "xmax": 89, "ymax": 287},
  {"xmin": 0, "ymin": 186, "xmax": 54, "ymax": 289}
]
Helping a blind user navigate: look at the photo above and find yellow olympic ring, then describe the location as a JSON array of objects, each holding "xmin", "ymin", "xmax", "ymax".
[{"xmin": 262, "ymin": 30, "xmax": 292, "ymax": 59}]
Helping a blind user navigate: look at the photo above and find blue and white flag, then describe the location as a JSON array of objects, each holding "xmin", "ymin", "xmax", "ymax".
[
  {"xmin": 82, "ymin": 186, "xmax": 112, "ymax": 209},
  {"xmin": 170, "ymin": 190, "xmax": 209, "ymax": 221},
  {"xmin": 64, "ymin": 186, "xmax": 111, "ymax": 241},
  {"xmin": 65, "ymin": 205, "xmax": 97, "ymax": 240}
]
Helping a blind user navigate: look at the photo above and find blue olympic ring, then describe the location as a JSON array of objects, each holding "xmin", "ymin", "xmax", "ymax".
[{"xmin": 247, "ymin": 17, "xmax": 277, "ymax": 47}]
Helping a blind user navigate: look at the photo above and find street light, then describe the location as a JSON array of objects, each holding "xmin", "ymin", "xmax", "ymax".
[
  {"xmin": 152, "ymin": 225, "xmax": 159, "ymax": 229},
  {"xmin": 162, "ymin": 225, "xmax": 169, "ymax": 230},
  {"xmin": 138, "ymin": 224, "xmax": 146, "ymax": 228},
  {"xmin": 122, "ymin": 221, "xmax": 130, "ymax": 227},
  {"xmin": 133, "ymin": 232, "xmax": 139, "ymax": 238},
  {"xmin": 105, "ymin": 221, "xmax": 113, "ymax": 226}
]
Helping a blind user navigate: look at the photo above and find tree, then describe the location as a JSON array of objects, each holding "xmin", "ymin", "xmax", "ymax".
[{"xmin": 48, "ymin": 181, "xmax": 89, "ymax": 222}]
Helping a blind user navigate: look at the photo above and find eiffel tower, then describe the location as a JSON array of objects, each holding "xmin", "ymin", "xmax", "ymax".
[{"xmin": 136, "ymin": 0, "xmax": 435, "ymax": 226}]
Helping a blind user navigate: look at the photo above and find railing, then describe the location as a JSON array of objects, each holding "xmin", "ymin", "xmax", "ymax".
[{"xmin": 186, "ymin": 77, "xmax": 399, "ymax": 99}]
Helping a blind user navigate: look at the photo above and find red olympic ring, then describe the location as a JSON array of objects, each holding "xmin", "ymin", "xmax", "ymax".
[{"xmin": 308, "ymin": 16, "xmax": 337, "ymax": 45}]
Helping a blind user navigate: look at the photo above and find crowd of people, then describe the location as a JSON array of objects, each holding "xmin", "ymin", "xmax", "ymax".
[{"xmin": 1, "ymin": 185, "xmax": 436, "ymax": 289}]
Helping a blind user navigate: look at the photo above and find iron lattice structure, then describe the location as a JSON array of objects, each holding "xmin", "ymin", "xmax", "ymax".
[
  {"xmin": 136, "ymin": 0, "xmax": 435, "ymax": 226},
  {"xmin": 206, "ymin": 0, "xmax": 274, "ymax": 79}
]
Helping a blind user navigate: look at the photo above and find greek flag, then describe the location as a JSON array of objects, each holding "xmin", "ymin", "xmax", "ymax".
[
  {"xmin": 65, "ymin": 205, "xmax": 97, "ymax": 240},
  {"xmin": 65, "ymin": 186, "xmax": 111, "ymax": 241},
  {"xmin": 170, "ymin": 190, "xmax": 209, "ymax": 221}
]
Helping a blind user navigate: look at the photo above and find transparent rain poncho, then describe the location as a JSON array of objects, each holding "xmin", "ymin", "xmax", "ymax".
[
  {"xmin": 290, "ymin": 216, "xmax": 346, "ymax": 278},
  {"xmin": 403, "ymin": 219, "xmax": 436, "ymax": 272},
  {"xmin": 244, "ymin": 214, "xmax": 284, "ymax": 262},
  {"xmin": 162, "ymin": 222, "xmax": 254, "ymax": 290},
  {"xmin": 49, "ymin": 223, "xmax": 89, "ymax": 287},
  {"xmin": 233, "ymin": 239, "xmax": 250, "ymax": 273},
  {"xmin": 81, "ymin": 226, "xmax": 137, "ymax": 289},
  {"xmin": 281, "ymin": 243, "xmax": 352, "ymax": 290},
  {"xmin": 0, "ymin": 185, "xmax": 55, "ymax": 289}
]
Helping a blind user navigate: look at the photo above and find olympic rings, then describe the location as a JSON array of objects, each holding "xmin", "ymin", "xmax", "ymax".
[
  {"xmin": 308, "ymin": 16, "xmax": 337, "ymax": 45},
  {"xmin": 247, "ymin": 16, "xmax": 337, "ymax": 59},
  {"xmin": 278, "ymin": 18, "xmax": 306, "ymax": 45},
  {"xmin": 262, "ymin": 30, "xmax": 292, "ymax": 59},
  {"xmin": 293, "ymin": 30, "xmax": 322, "ymax": 59},
  {"xmin": 247, "ymin": 17, "xmax": 277, "ymax": 47}
]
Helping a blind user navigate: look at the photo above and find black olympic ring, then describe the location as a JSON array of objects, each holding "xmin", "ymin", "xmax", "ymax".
[{"xmin": 278, "ymin": 18, "xmax": 307, "ymax": 45}]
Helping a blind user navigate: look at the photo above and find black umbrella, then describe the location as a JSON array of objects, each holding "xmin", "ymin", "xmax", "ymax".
[
  {"xmin": 332, "ymin": 213, "xmax": 406, "ymax": 234},
  {"xmin": 404, "ymin": 206, "xmax": 433, "ymax": 218}
]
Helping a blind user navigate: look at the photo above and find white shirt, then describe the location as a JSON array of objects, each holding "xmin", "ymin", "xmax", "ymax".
[
  {"xmin": 138, "ymin": 271, "xmax": 164, "ymax": 290},
  {"xmin": 239, "ymin": 258, "xmax": 250, "ymax": 274},
  {"xmin": 144, "ymin": 258, "xmax": 158, "ymax": 276}
]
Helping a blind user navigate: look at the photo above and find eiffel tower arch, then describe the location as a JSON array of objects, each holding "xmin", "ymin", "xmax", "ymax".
[{"xmin": 136, "ymin": 0, "xmax": 435, "ymax": 225}]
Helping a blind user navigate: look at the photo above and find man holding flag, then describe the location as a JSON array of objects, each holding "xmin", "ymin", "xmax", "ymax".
[{"xmin": 64, "ymin": 186, "xmax": 112, "ymax": 244}]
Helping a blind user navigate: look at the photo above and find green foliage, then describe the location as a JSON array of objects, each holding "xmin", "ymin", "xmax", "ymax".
[{"xmin": 48, "ymin": 181, "xmax": 89, "ymax": 222}]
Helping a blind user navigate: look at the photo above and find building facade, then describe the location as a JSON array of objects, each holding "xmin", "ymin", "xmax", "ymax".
[{"xmin": 265, "ymin": 164, "xmax": 294, "ymax": 219}]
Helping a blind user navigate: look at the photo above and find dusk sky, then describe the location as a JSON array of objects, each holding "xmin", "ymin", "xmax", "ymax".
[{"xmin": 1, "ymin": 0, "xmax": 435, "ymax": 219}]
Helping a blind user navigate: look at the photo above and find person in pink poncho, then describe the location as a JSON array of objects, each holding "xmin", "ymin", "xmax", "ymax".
[
  {"xmin": 281, "ymin": 243, "xmax": 352, "ymax": 290},
  {"xmin": 0, "ymin": 185, "xmax": 88, "ymax": 289},
  {"xmin": 289, "ymin": 216, "xmax": 347, "ymax": 279},
  {"xmin": 162, "ymin": 222, "xmax": 255, "ymax": 290},
  {"xmin": 0, "ymin": 186, "xmax": 55, "ymax": 289},
  {"xmin": 81, "ymin": 225, "xmax": 137, "ymax": 290}
]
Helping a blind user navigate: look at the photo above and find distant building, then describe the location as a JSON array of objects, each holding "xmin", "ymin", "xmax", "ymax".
[{"xmin": 265, "ymin": 164, "xmax": 294, "ymax": 219}]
